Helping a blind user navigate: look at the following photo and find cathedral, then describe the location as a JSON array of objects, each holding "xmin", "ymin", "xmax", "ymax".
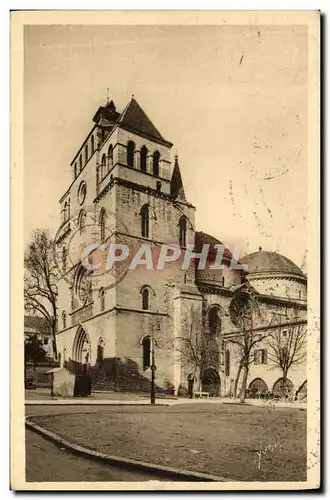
[{"xmin": 55, "ymin": 96, "xmax": 307, "ymax": 398}]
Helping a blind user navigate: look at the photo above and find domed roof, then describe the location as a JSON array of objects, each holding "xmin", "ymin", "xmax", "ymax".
[
  {"xmin": 194, "ymin": 232, "xmax": 233, "ymax": 263},
  {"xmin": 241, "ymin": 250, "xmax": 304, "ymax": 277},
  {"xmin": 194, "ymin": 232, "xmax": 243, "ymax": 288}
]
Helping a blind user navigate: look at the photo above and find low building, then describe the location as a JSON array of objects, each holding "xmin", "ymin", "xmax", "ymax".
[{"xmin": 24, "ymin": 316, "xmax": 54, "ymax": 360}]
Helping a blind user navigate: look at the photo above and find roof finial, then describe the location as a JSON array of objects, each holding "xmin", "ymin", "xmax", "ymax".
[
  {"xmin": 106, "ymin": 87, "xmax": 110, "ymax": 105},
  {"xmin": 258, "ymin": 246, "xmax": 262, "ymax": 252}
]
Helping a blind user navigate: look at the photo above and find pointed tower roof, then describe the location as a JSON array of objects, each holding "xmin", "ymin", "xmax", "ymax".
[
  {"xmin": 170, "ymin": 155, "xmax": 186, "ymax": 202},
  {"xmin": 93, "ymin": 99, "xmax": 120, "ymax": 125},
  {"xmin": 118, "ymin": 97, "xmax": 173, "ymax": 147}
]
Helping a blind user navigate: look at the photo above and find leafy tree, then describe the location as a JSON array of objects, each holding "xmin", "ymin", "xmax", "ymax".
[{"xmin": 24, "ymin": 229, "xmax": 58, "ymax": 359}]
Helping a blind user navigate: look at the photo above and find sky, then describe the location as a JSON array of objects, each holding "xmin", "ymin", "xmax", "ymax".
[{"xmin": 24, "ymin": 24, "xmax": 308, "ymax": 270}]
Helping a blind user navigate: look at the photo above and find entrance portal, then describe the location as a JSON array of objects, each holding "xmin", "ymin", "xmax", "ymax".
[
  {"xmin": 201, "ymin": 368, "xmax": 220, "ymax": 397},
  {"xmin": 72, "ymin": 325, "xmax": 91, "ymax": 370}
]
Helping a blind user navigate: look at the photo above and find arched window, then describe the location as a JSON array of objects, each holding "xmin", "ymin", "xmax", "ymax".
[
  {"xmin": 96, "ymin": 338, "xmax": 104, "ymax": 367},
  {"xmin": 142, "ymin": 336, "xmax": 151, "ymax": 370},
  {"xmin": 62, "ymin": 202, "xmax": 67, "ymax": 222},
  {"xmin": 142, "ymin": 288, "xmax": 149, "ymax": 310},
  {"xmin": 108, "ymin": 145, "xmax": 113, "ymax": 170},
  {"xmin": 225, "ymin": 350, "xmax": 230, "ymax": 376},
  {"xmin": 74, "ymin": 163, "xmax": 77, "ymax": 179},
  {"xmin": 140, "ymin": 145, "xmax": 148, "ymax": 173},
  {"xmin": 100, "ymin": 209, "xmax": 106, "ymax": 241},
  {"xmin": 140, "ymin": 204, "xmax": 149, "ymax": 238},
  {"xmin": 209, "ymin": 307, "xmax": 221, "ymax": 337},
  {"xmin": 85, "ymin": 144, "xmax": 88, "ymax": 164},
  {"xmin": 127, "ymin": 141, "xmax": 135, "ymax": 168},
  {"xmin": 91, "ymin": 135, "xmax": 94, "ymax": 154},
  {"xmin": 78, "ymin": 210, "xmax": 86, "ymax": 233},
  {"xmin": 273, "ymin": 378, "xmax": 294, "ymax": 396},
  {"xmin": 99, "ymin": 288, "xmax": 105, "ymax": 312},
  {"xmin": 101, "ymin": 154, "xmax": 107, "ymax": 180},
  {"xmin": 79, "ymin": 155, "xmax": 83, "ymax": 172},
  {"xmin": 179, "ymin": 217, "xmax": 187, "ymax": 247},
  {"xmin": 62, "ymin": 311, "xmax": 67, "ymax": 329},
  {"xmin": 249, "ymin": 378, "xmax": 268, "ymax": 393},
  {"xmin": 62, "ymin": 246, "xmax": 67, "ymax": 272},
  {"xmin": 153, "ymin": 151, "xmax": 160, "ymax": 176}
]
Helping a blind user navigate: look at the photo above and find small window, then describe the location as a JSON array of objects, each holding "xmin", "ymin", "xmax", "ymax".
[
  {"xmin": 179, "ymin": 217, "xmax": 187, "ymax": 247},
  {"xmin": 96, "ymin": 338, "xmax": 104, "ymax": 366},
  {"xmin": 91, "ymin": 135, "xmax": 94, "ymax": 154},
  {"xmin": 85, "ymin": 144, "xmax": 88, "ymax": 164},
  {"xmin": 79, "ymin": 155, "xmax": 83, "ymax": 172},
  {"xmin": 140, "ymin": 146, "xmax": 148, "ymax": 173},
  {"xmin": 99, "ymin": 288, "xmax": 105, "ymax": 312},
  {"xmin": 127, "ymin": 141, "xmax": 135, "ymax": 168},
  {"xmin": 225, "ymin": 350, "xmax": 230, "ymax": 376},
  {"xmin": 62, "ymin": 246, "xmax": 67, "ymax": 272},
  {"xmin": 142, "ymin": 336, "xmax": 151, "ymax": 370},
  {"xmin": 74, "ymin": 163, "xmax": 77, "ymax": 179},
  {"xmin": 221, "ymin": 276, "xmax": 225, "ymax": 287},
  {"xmin": 254, "ymin": 349, "xmax": 268, "ymax": 365},
  {"xmin": 101, "ymin": 154, "xmax": 107, "ymax": 180},
  {"xmin": 142, "ymin": 288, "xmax": 149, "ymax": 310},
  {"xmin": 43, "ymin": 337, "xmax": 49, "ymax": 346},
  {"xmin": 108, "ymin": 145, "xmax": 113, "ymax": 170},
  {"xmin": 100, "ymin": 209, "xmax": 106, "ymax": 241},
  {"xmin": 78, "ymin": 210, "xmax": 86, "ymax": 232},
  {"xmin": 63, "ymin": 201, "xmax": 69, "ymax": 223},
  {"xmin": 153, "ymin": 151, "xmax": 160, "ymax": 176},
  {"xmin": 156, "ymin": 181, "xmax": 162, "ymax": 193},
  {"xmin": 209, "ymin": 307, "xmax": 221, "ymax": 337},
  {"xmin": 141, "ymin": 205, "xmax": 149, "ymax": 238},
  {"xmin": 62, "ymin": 311, "xmax": 66, "ymax": 329}
]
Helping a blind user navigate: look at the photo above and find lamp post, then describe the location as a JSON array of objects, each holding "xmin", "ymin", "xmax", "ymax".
[
  {"xmin": 150, "ymin": 311, "xmax": 159, "ymax": 405},
  {"xmin": 150, "ymin": 336, "xmax": 156, "ymax": 404}
]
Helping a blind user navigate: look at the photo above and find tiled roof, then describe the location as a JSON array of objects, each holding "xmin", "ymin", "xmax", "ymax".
[
  {"xmin": 118, "ymin": 97, "xmax": 171, "ymax": 145},
  {"xmin": 24, "ymin": 315, "xmax": 51, "ymax": 334}
]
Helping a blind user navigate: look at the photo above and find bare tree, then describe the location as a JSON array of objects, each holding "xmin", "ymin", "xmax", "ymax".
[
  {"xmin": 173, "ymin": 305, "xmax": 221, "ymax": 393},
  {"xmin": 267, "ymin": 321, "xmax": 307, "ymax": 389},
  {"xmin": 173, "ymin": 308, "xmax": 204, "ymax": 391},
  {"xmin": 24, "ymin": 229, "xmax": 58, "ymax": 359},
  {"xmin": 229, "ymin": 284, "xmax": 270, "ymax": 403}
]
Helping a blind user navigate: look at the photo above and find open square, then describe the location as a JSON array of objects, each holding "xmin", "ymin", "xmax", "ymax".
[{"xmin": 29, "ymin": 402, "xmax": 306, "ymax": 482}]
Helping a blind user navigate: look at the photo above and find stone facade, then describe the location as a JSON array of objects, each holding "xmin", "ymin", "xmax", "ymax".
[{"xmin": 55, "ymin": 96, "xmax": 308, "ymax": 397}]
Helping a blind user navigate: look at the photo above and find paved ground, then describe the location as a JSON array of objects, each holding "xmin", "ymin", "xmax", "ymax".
[
  {"xmin": 27, "ymin": 402, "xmax": 307, "ymax": 482},
  {"xmin": 25, "ymin": 388, "xmax": 306, "ymax": 410},
  {"xmin": 26, "ymin": 429, "xmax": 174, "ymax": 482},
  {"xmin": 25, "ymin": 388, "xmax": 147, "ymax": 401}
]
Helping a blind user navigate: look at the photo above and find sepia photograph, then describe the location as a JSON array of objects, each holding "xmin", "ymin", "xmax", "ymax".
[{"xmin": 11, "ymin": 10, "xmax": 320, "ymax": 491}]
